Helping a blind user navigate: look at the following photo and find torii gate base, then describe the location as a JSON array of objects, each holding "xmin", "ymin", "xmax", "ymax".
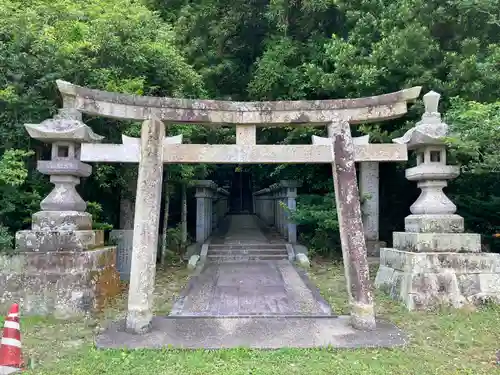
[{"xmin": 17, "ymin": 80, "xmax": 421, "ymax": 341}]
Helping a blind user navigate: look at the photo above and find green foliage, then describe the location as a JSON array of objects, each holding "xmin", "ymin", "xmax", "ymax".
[
  {"xmin": 446, "ymin": 98, "xmax": 500, "ymax": 172},
  {"xmin": 86, "ymin": 202, "xmax": 113, "ymax": 231},
  {"xmin": 162, "ymin": 225, "xmax": 185, "ymax": 263},
  {"xmin": 291, "ymin": 193, "xmax": 340, "ymax": 257},
  {"xmin": 0, "ymin": 0, "xmax": 205, "ymax": 237},
  {"xmin": 0, "ymin": 224, "xmax": 14, "ymax": 253},
  {"xmin": 0, "ymin": 149, "xmax": 39, "ymax": 238},
  {"xmin": 0, "ymin": 0, "xmax": 499, "ymax": 256},
  {"xmin": 0, "ymin": 149, "xmax": 34, "ymax": 186}
]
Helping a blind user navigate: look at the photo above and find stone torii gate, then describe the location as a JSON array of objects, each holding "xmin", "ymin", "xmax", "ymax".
[{"xmin": 38, "ymin": 80, "xmax": 421, "ymax": 333}]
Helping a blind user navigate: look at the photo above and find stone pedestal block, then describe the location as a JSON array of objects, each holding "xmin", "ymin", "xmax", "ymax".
[
  {"xmin": 15, "ymin": 229, "xmax": 104, "ymax": 252},
  {"xmin": 0, "ymin": 247, "xmax": 121, "ymax": 318},
  {"xmin": 392, "ymin": 232, "xmax": 481, "ymax": 253},
  {"xmin": 375, "ymin": 248, "xmax": 500, "ymax": 310},
  {"xmin": 404, "ymin": 214, "xmax": 464, "ymax": 233},
  {"xmin": 32, "ymin": 211, "xmax": 93, "ymax": 231}
]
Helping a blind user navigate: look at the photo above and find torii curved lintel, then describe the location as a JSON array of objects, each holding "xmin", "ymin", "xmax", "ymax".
[{"xmin": 56, "ymin": 80, "xmax": 421, "ymax": 126}]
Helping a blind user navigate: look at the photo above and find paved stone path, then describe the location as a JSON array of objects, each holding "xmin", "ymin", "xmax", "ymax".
[
  {"xmin": 171, "ymin": 215, "xmax": 332, "ymax": 317},
  {"xmin": 97, "ymin": 214, "xmax": 408, "ymax": 349},
  {"xmin": 170, "ymin": 261, "xmax": 332, "ymax": 316}
]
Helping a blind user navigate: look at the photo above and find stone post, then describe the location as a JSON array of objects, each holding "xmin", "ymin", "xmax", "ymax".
[
  {"xmin": 278, "ymin": 184, "xmax": 286, "ymax": 238},
  {"xmin": 270, "ymin": 184, "xmax": 279, "ymax": 228},
  {"xmin": 253, "ymin": 188, "xmax": 274, "ymax": 225},
  {"xmin": 194, "ymin": 180, "xmax": 218, "ymax": 243},
  {"xmin": 11, "ymin": 109, "xmax": 121, "ymax": 317},
  {"xmin": 126, "ymin": 118, "xmax": 165, "ymax": 334},
  {"xmin": 280, "ymin": 186, "xmax": 288, "ymax": 238},
  {"xmin": 272, "ymin": 185, "xmax": 282, "ymax": 234},
  {"xmin": 351, "ymin": 135, "xmax": 385, "ymax": 257},
  {"xmin": 359, "ymin": 162, "xmax": 385, "ymax": 256},
  {"xmin": 281, "ymin": 180, "xmax": 300, "ymax": 243},
  {"xmin": 328, "ymin": 119, "xmax": 376, "ymax": 331},
  {"xmin": 269, "ymin": 190, "xmax": 276, "ymax": 227},
  {"xmin": 110, "ymin": 165, "xmax": 137, "ymax": 281},
  {"xmin": 195, "ymin": 185, "xmax": 208, "ymax": 243},
  {"xmin": 375, "ymin": 91, "xmax": 500, "ymax": 310}
]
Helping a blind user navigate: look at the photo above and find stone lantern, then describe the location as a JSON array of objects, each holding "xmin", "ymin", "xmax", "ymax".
[
  {"xmin": 22, "ymin": 108, "xmax": 102, "ymax": 236},
  {"xmin": 1, "ymin": 108, "xmax": 121, "ymax": 318},
  {"xmin": 375, "ymin": 91, "xmax": 500, "ymax": 310},
  {"xmin": 398, "ymin": 91, "xmax": 464, "ymax": 235}
]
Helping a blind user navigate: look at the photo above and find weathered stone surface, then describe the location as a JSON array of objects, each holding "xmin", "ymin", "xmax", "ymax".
[
  {"xmin": 24, "ymin": 107, "xmax": 103, "ymax": 143},
  {"xmin": 126, "ymin": 118, "xmax": 165, "ymax": 334},
  {"xmin": 376, "ymin": 91, "xmax": 500, "ymax": 311},
  {"xmin": 31, "ymin": 211, "xmax": 92, "ymax": 231},
  {"xmin": 97, "ymin": 316, "xmax": 407, "ymax": 350},
  {"xmin": 188, "ymin": 255, "xmax": 200, "ymax": 270},
  {"xmin": 379, "ymin": 248, "xmax": 500, "ymax": 273},
  {"xmin": 405, "ymin": 214, "xmax": 464, "ymax": 233},
  {"xmin": 0, "ymin": 247, "xmax": 120, "ymax": 318},
  {"xmin": 328, "ymin": 120, "xmax": 375, "ymax": 330},
  {"xmin": 170, "ymin": 261, "xmax": 331, "ymax": 317},
  {"xmin": 365, "ymin": 240, "xmax": 386, "ymax": 257},
  {"xmin": 393, "ymin": 231, "xmax": 481, "ymax": 253},
  {"xmin": 121, "ymin": 133, "xmax": 183, "ymax": 146},
  {"xmin": 15, "ymin": 229, "xmax": 104, "ymax": 252},
  {"xmin": 80, "ymin": 143, "xmax": 409, "ymax": 164},
  {"xmin": 57, "ymin": 80, "xmax": 421, "ymax": 125},
  {"xmin": 296, "ymin": 253, "xmax": 310, "ymax": 268},
  {"xmin": 194, "ymin": 180, "xmax": 221, "ymax": 243},
  {"xmin": 376, "ymin": 248, "xmax": 500, "ymax": 310},
  {"xmin": 109, "ymin": 229, "xmax": 134, "ymax": 280},
  {"xmin": 255, "ymin": 181, "xmax": 300, "ymax": 243},
  {"xmin": 40, "ymin": 175, "xmax": 88, "ymax": 212},
  {"xmin": 236, "ymin": 125, "xmax": 257, "ymax": 145},
  {"xmin": 393, "ymin": 91, "xmax": 447, "ymax": 149},
  {"xmin": 37, "ymin": 159, "xmax": 92, "ymax": 177},
  {"xmin": 359, "ymin": 161, "xmax": 380, "ymax": 243}
]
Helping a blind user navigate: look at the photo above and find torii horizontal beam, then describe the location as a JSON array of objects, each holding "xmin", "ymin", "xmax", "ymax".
[
  {"xmin": 80, "ymin": 143, "xmax": 407, "ymax": 164},
  {"xmin": 57, "ymin": 80, "xmax": 421, "ymax": 125}
]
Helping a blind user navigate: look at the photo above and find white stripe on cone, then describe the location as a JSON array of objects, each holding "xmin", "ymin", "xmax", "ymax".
[
  {"xmin": 7, "ymin": 314, "xmax": 18, "ymax": 318},
  {"xmin": 3, "ymin": 321, "xmax": 20, "ymax": 330},
  {"xmin": 0, "ymin": 337, "xmax": 22, "ymax": 348}
]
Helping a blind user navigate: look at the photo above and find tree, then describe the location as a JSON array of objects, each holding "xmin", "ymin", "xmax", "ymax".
[{"xmin": 0, "ymin": 0, "xmax": 206, "ymax": 233}]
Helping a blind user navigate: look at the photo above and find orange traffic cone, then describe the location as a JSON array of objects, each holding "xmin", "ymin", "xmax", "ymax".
[{"xmin": 0, "ymin": 304, "xmax": 24, "ymax": 371}]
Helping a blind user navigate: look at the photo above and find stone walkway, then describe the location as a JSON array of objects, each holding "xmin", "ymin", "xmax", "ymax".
[
  {"xmin": 171, "ymin": 215, "xmax": 331, "ymax": 317},
  {"xmin": 97, "ymin": 214, "xmax": 407, "ymax": 349},
  {"xmin": 170, "ymin": 261, "xmax": 332, "ymax": 316}
]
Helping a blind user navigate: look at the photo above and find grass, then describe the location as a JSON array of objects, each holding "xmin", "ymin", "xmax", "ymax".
[{"xmin": 1, "ymin": 260, "xmax": 499, "ymax": 375}]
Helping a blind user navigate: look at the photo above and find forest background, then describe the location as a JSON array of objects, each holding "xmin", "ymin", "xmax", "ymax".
[{"xmin": 0, "ymin": 0, "xmax": 499, "ymax": 258}]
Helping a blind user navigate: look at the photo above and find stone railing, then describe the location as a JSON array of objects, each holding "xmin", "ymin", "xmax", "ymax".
[
  {"xmin": 254, "ymin": 180, "xmax": 300, "ymax": 243},
  {"xmin": 194, "ymin": 180, "xmax": 229, "ymax": 243},
  {"xmin": 254, "ymin": 169, "xmax": 381, "ymax": 253}
]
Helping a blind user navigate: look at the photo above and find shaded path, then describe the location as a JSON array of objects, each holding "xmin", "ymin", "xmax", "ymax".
[{"xmin": 170, "ymin": 215, "xmax": 332, "ymax": 317}]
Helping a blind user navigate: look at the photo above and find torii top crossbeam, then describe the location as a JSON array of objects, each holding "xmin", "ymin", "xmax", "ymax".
[{"xmin": 57, "ymin": 80, "xmax": 421, "ymax": 126}]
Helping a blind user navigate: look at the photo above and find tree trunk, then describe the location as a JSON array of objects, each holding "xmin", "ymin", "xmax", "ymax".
[{"xmin": 160, "ymin": 169, "xmax": 172, "ymax": 265}]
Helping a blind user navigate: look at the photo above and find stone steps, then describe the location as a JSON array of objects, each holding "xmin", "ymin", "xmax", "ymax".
[
  {"xmin": 207, "ymin": 254, "xmax": 288, "ymax": 262},
  {"xmin": 206, "ymin": 243, "xmax": 289, "ymax": 262},
  {"xmin": 209, "ymin": 249, "xmax": 287, "ymax": 255},
  {"xmin": 209, "ymin": 244, "xmax": 285, "ymax": 250}
]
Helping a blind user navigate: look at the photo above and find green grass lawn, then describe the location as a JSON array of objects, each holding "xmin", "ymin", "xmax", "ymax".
[{"xmin": 2, "ymin": 260, "xmax": 499, "ymax": 375}]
